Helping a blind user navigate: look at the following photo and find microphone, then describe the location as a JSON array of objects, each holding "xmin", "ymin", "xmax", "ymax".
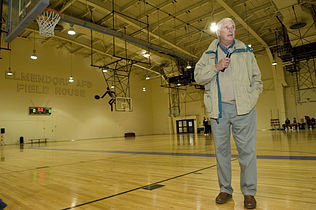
[{"xmin": 221, "ymin": 48, "xmax": 234, "ymax": 72}]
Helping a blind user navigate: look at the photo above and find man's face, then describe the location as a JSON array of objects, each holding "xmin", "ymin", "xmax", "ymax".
[{"xmin": 219, "ymin": 20, "xmax": 235, "ymax": 43}]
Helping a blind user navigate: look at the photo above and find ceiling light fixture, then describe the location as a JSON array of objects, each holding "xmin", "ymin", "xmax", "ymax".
[
  {"xmin": 142, "ymin": 87, "xmax": 146, "ymax": 92},
  {"xmin": 6, "ymin": 67, "xmax": 13, "ymax": 76},
  {"xmin": 7, "ymin": 51, "xmax": 13, "ymax": 76},
  {"xmin": 69, "ymin": 44, "xmax": 75, "ymax": 83},
  {"xmin": 30, "ymin": 49, "xmax": 37, "ymax": 60},
  {"xmin": 30, "ymin": 31, "xmax": 38, "ymax": 60},
  {"xmin": 272, "ymin": 54, "xmax": 277, "ymax": 66},
  {"xmin": 68, "ymin": 25, "xmax": 76, "ymax": 35},
  {"xmin": 210, "ymin": 22, "xmax": 217, "ymax": 32},
  {"xmin": 143, "ymin": 52, "xmax": 150, "ymax": 58},
  {"xmin": 145, "ymin": 75, "xmax": 150, "ymax": 80},
  {"xmin": 68, "ymin": 76, "xmax": 74, "ymax": 83},
  {"xmin": 102, "ymin": 67, "xmax": 108, "ymax": 73}
]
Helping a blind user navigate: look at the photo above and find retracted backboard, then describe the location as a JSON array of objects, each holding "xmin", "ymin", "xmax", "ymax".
[{"xmin": 5, "ymin": 0, "xmax": 49, "ymax": 42}]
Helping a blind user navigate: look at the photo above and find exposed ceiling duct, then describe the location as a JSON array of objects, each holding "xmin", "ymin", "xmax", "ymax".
[{"xmin": 272, "ymin": 0, "xmax": 316, "ymax": 47}]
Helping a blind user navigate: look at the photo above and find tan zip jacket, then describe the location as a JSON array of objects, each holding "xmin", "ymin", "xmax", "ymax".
[{"xmin": 194, "ymin": 39, "xmax": 263, "ymax": 119}]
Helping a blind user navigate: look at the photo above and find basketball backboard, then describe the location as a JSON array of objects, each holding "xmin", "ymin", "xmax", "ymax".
[
  {"xmin": 5, "ymin": 0, "xmax": 49, "ymax": 43},
  {"xmin": 115, "ymin": 97, "xmax": 133, "ymax": 112}
]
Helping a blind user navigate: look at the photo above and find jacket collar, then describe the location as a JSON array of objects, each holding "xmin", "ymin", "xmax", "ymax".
[{"xmin": 206, "ymin": 39, "xmax": 247, "ymax": 53}]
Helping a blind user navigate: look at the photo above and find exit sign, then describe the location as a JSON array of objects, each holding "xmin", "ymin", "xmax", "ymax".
[{"xmin": 29, "ymin": 107, "xmax": 52, "ymax": 115}]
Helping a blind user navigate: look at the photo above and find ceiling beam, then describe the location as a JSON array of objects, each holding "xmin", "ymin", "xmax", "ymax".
[
  {"xmin": 96, "ymin": 0, "xmax": 139, "ymax": 25},
  {"xmin": 61, "ymin": 13, "xmax": 196, "ymax": 62},
  {"xmin": 23, "ymin": 27, "xmax": 159, "ymax": 74},
  {"xmin": 215, "ymin": 0, "xmax": 269, "ymax": 48},
  {"xmin": 77, "ymin": 0, "xmax": 196, "ymax": 59},
  {"xmin": 59, "ymin": 0, "xmax": 78, "ymax": 13}
]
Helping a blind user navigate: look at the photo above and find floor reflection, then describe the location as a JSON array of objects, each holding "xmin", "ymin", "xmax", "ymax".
[
  {"xmin": 174, "ymin": 133, "xmax": 197, "ymax": 145},
  {"xmin": 0, "ymin": 145, "xmax": 4, "ymax": 162},
  {"xmin": 20, "ymin": 144, "xmax": 24, "ymax": 152}
]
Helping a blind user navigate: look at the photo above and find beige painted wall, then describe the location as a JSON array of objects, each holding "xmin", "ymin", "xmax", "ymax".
[
  {"xmin": 0, "ymin": 38, "xmax": 163, "ymax": 144},
  {"xmin": 256, "ymin": 53, "xmax": 280, "ymax": 130},
  {"xmin": 150, "ymin": 79, "xmax": 170, "ymax": 135},
  {"xmin": 283, "ymin": 71, "xmax": 316, "ymax": 122}
]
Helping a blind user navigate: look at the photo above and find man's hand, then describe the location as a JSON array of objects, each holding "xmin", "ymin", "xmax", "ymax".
[{"xmin": 216, "ymin": 57, "xmax": 230, "ymax": 71}]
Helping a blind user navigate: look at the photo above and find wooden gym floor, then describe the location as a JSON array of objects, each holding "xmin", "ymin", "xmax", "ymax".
[{"xmin": 0, "ymin": 129, "xmax": 315, "ymax": 209}]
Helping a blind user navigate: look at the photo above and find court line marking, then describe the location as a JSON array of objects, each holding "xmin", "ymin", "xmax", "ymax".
[
  {"xmin": 61, "ymin": 161, "xmax": 224, "ymax": 209},
  {"xmin": 30, "ymin": 148, "xmax": 316, "ymax": 160}
]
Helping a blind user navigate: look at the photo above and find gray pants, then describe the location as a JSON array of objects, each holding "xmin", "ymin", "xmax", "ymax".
[{"xmin": 211, "ymin": 103, "xmax": 257, "ymax": 196}]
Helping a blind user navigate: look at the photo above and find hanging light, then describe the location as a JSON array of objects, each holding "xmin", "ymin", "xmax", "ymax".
[
  {"xmin": 272, "ymin": 54, "xmax": 277, "ymax": 66},
  {"xmin": 68, "ymin": 25, "xmax": 76, "ymax": 35},
  {"xmin": 177, "ymin": 82, "xmax": 181, "ymax": 86},
  {"xmin": 68, "ymin": 45, "xmax": 75, "ymax": 83},
  {"xmin": 142, "ymin": 50, "xmax": 150, "ymax": 58},
  {"xmin": 143, "ymin": 52, "xmax": 150, "ymax": 58},
  {"xmin": 145, "ymin": 75, "xmax": 150, "ymax": 80},
  {"xmin": 30, "ymin": 31, "xmax": 38, "ymax": 60},
  {"xmin": 142, "ymin": 87, "xmax": 146, "ymax": 92},
  {"xmin": 186, "ymin": 63, "xmax": 192, "ymax": 69},
  {"xmin": 272, "ymin": 31, "xmax": 278, "ymax": 66},
  {"xmin": 6, "ymin": 67, "xmax": 13, "ymax": 76},
  {"xmin": 210, "ymin": 22, "xmax": 217, "ymax": 32},
  {"xmin": 68, "ymin": 76, "xmax": 74, "ymax": 83},
  {"xmin": 30, "ymin": 49, "xmax": 37, "ymax": 60},
  {"xmin": 102, "ymin": 67, "xmax": 108, "ymax": 73},
  {"xmin": 111, "ymin": 85, "xmax": 115, "ymax": 89},
  {"xmin": 7, "ymin": 50, "xmax": 13, "ymax": 76}
]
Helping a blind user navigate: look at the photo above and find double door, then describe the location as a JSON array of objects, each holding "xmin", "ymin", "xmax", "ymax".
[{"xmin": 176, "ymin": 119, "xmax": 194, "ymax": 133}]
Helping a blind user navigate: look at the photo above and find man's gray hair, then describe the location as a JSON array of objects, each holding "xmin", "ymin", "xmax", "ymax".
[{"xmin": 216, "ymin": 18, "xmax": 235, "ymax": 37}]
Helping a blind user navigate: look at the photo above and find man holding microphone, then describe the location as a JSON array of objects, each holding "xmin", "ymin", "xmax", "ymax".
[{"xmin": 194, "ymin": 17, "xmax": 262, "ymax": 209}]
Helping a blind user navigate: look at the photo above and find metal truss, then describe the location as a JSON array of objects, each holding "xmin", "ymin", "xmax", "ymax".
[
  {"xmin": 94, "ymin": 58, "xmax": 134, "ymax": 112},
  {"xmin": 162, "ymin": 78, "xmax": 203, "ymax": 117},
  {"xmin": 295, "ymin": 57, "xmax": 316, "ymax": 103},
  {"xmin": 99, "ymin": 58, "xmax": 135, "ymax": 98},
  {"xmin": 168, "ymin": 87, "xmax": 180, "ymax": 117}
]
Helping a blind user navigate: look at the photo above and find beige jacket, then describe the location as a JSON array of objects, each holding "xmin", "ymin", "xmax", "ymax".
[{"xmin": 194, "ymin": 39, "xmax": 263, "ymax": 119}]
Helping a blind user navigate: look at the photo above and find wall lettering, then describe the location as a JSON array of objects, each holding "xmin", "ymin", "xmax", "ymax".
[{"xmin": 5, "ymin": 72, "xmax": 92, "ymax": 97}]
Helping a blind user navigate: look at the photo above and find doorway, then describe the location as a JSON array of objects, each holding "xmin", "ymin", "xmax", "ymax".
[{"xmin": 176, "ymin": 119, "xmax": 194, "ymax": 134}]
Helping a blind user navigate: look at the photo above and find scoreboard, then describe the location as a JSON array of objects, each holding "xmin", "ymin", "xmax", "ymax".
[{"xmin": 29, "ymin": 107, "xmax": 52, "ymax": 115}]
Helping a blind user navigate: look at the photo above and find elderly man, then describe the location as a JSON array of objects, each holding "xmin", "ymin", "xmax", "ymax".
[{"xmin": 194, "ymin": 18, "xmax": 262, "ymax": 209}]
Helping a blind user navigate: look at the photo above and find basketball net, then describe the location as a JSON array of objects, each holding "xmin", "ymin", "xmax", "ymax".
[{"xmin": 36, "ymin": 8, "xmax": 61, "ymax": 37}]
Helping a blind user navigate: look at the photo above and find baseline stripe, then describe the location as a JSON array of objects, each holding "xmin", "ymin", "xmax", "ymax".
[{"xmin": 30, "ymin": 148, "xmax": 316, "ymax": 160}]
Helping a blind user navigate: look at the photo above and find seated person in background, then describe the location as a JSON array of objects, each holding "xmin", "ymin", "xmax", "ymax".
[
  {"xmin": 305, "ymin": 116, "xmax": 311, "ymax": 128},
  {"xmin": 311, "ymin": 117, "xmax": 315, "ymax": 129},
  {"xmin": 292, "ymin": 117, "xmax": 298, "ymax": 130},
  {"xmin": 203, "ymin": 117, "xmax": 209, "ymax": 135},
  {"xmin": 285, "ymin": 118, "xmax": 291, "ymax": 130},
  {"xmin": 298, "ymin": 118, "xmax": 305, "ymax": 129},
  {"xmin": 299, "ymin": 118, "xmax": 305, "ymax": 129}
]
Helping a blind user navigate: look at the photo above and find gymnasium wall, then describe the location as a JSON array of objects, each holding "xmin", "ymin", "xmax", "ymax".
[
  {"xmin": 0, "ymin": 38, "xmax": 158, "ymax": 144},
  {"xmin": 150, "ymin": 79, "xmax": 171, "ymax": 135},
  {"xmin": 255, "ymin": 53, "xmax": 280, "ymax": 130},
  {"xmin": 283, "ymin": 71, "xmax": 316, "ymax": 122}
]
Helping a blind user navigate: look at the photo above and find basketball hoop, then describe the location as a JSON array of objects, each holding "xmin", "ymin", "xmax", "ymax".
[{"xmin": 36, "ymin": 8, "xmax": 61, "ymax": 37}]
